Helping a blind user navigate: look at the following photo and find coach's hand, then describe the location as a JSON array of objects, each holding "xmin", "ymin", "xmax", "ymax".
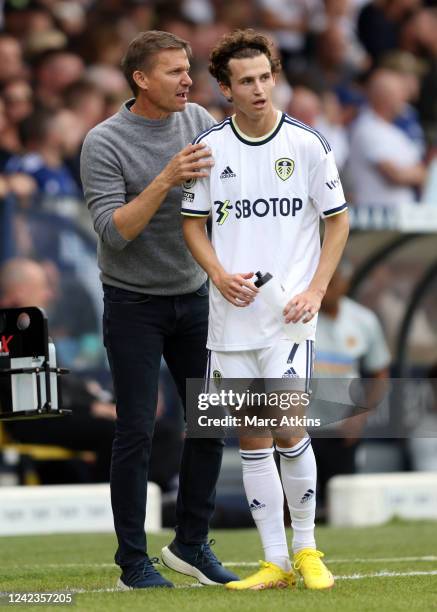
[
  {"xmin": 214, "ymin": 272, "xmax": 259, "ymax": 307},
  {"xmin": 283, "ymin": 288, "xmax": 324, "ymax": 323},
  {"xmin": 160, "ymin": 142, "xmax": 214, "ymax": 187}
]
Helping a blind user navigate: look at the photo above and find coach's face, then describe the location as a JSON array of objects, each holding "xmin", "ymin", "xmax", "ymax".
[
  {"xmin": 135, "ymin": 48, "xmax": 192, "ymax": 117},
  {"xmin": 222, "ymin": 54, "xmax": 276, "ymax": 122}
]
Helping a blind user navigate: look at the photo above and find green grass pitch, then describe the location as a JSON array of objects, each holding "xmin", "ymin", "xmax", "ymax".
[{"xmin": 1, "ymin": 521, "xmax": 436, "ymax": 611}]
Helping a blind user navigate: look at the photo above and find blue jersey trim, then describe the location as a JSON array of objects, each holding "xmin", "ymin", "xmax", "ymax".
[
  {"xmin": 193, "ymin": 118, "xmax": 231, "ymax": 144},
  {"xmin": 323, "ymin": 203, "xmax": 347, "ymax": 217},
  {"xmin": 230, "ymin": 113, "xmax": 286, "ymax": 146},
  {"xmin": 284, "ymin": 114, "xmax": 331, "ymax": 154},
  {"xmin": 181, "ymin": 207, "xmax": 210, "ymax": 216}
]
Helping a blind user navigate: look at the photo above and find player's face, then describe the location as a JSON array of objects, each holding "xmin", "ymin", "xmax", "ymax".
[
  {"xmin": 222, "ymin": 54, "xmax": 276, "ymax": 122},
  {"xmin": 136, "ymin": 48, "xmax": 192, "ymax": 115}
]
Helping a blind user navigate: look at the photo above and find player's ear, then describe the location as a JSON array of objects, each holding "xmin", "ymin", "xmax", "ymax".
[
  {"xmin": 219, "ymin": 81, "xmax": 232, "ymax": 103},
  {"xmin": 133, "ymin": 70, "xmax": 149, "ymax": 92}
]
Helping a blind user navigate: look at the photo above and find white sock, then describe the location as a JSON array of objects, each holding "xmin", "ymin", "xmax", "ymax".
[
  {"xmin": 240, "ymin": 447, "xmax": 291, "ymax": 571},
  {"xmin": 276, "ymin": 437, "xmax": 317, "ymax": 553}
]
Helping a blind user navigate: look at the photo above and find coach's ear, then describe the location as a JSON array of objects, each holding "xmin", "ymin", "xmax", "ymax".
[
  {"xmin": 133, "ymin": 70, "xmax": 149, "ymax": 92},
  {"xmin": 219, "ymin": 81, "xmax": 232, "ymax": 103}
]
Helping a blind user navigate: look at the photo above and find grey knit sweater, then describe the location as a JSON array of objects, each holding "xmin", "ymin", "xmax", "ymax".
[{"xmin": 80, "ymin": 99, "xmax": 213, "ymax": 294}]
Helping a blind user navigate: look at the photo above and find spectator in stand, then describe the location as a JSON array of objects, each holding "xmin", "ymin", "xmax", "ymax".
[
  {"xmin": 3, "ymin": 0, "xmax": 56, "ymax": 39},
  {"xmin": 324, "ymin": 0, "xmax": 369, "ymax": 73},
  {"xmin": 312, "ymin": 261, "xmax": 391, "ymax": 507},
  {"xmin": 215, "ymin": 0, "xmax": 257, "ymax": 30},
  {"xmin": 0, "ymin": 33, "xmax": 27, "ymax": 86},
  {"xmin": 84, "ymin": 65, "xmax": 130, "ymax": 116},
  {"xmin": 347, "ymin": 69, "xmax": 426, "ymax": 207},
  {"xmin": 357, "ymin": 0, "xmax": 421, "ymax": 65},
  {"xmin": 64, "ymin": 81, "xmax": 107, "ymax": 133},
  {"xmin": 51, "ymin": 1, "xmax": 87, "ymax": 38},
  {"xmin": 0, "ymin": 257, "xmax": 115, "ymax": 483},
  {"xmin": 77, "ymin": 21, "xmax": 126, "ymax": 68},
  {"xmin": 185, "ymin": 61, "xmax": 227, "ymax": 120},
  {"xmin": 287, "ymin": 85, "xmax": 349, "ymax": 170},
  {"xmin": 0, "ymin": 97, "xmax": 14, "ymax": 171},
  {"xmin": 181, "ymin": 0, "xmax": 215, "ymax": 25},
  {"xmin": 379, "ymin": 50, "xmax": 426, "ymax": 154},
  {"xmin": 5, "ymin": 107, "xmax": 83, "ymax": 201},
  {"xmin": 401, "ymin": 8, "xmax": 437, "ymax": 147},
  {"xmin": 0, "ymin": 97, "xmax": 36, "ymax": 210},
  {"xmin": 63, "ymin": 81, "xmax": 108, "ymax": 186},
  {"xmin": 32, "ymin": 49, "xmax": 84, "ymax": 109},
  {"xmin": 0, "ymin": 79, "xmax": 34, "ymax": 160},
  {"xmin": 256, "ymin": 0, "xmax": 324, "ymax": 81},
  {"xmin": 1, "ymin": 79, "xmax": 34, "ymax": 127},
  {"xmin": 310, "ymin": 23, "xmax": 363, "ymax": 89}
]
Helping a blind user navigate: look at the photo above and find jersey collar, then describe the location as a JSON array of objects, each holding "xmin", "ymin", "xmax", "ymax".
[{"xmin": 230, "ymin": 110, "xmax": 285, "ymax": 146}]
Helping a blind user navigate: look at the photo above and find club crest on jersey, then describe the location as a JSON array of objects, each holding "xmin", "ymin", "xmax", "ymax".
[
  {"xmin": 275, "ymin": 158, "xmax": 294, "ymax": 181},
  {"xmin": 183, "ymin": 177, "xmax": 197, "ymax": 190}
]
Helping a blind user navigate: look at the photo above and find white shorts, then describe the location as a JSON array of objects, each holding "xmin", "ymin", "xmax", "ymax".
[{"xmin": 206, "ymin": 339, "xmax": 314, "ymax": 393}]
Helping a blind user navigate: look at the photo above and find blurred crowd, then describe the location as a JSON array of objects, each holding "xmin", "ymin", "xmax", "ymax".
[
  {"xmin": 1, "ymin": 0, "xmax": 437, "ymax": 212},
  {"xmin": 1, "ymin": 0, "xmax": 437, "ymax": 496}
]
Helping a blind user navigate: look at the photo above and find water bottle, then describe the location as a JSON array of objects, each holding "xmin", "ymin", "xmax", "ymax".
[{"xmin": 254, "ymin": 271, "xmax": 316, "ymax": 343}]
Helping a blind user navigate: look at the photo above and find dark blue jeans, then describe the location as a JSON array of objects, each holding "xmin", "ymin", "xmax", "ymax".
[{"xmin": 103, "ymin": 282, "xmax": 223, "ymax": 570}]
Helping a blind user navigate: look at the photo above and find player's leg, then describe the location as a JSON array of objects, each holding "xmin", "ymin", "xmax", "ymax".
[
  {"xmin": 227, "ymin": 435, "xmax": 295, "ymax": 590},
  {"xmin": 103, "ymin": 285, "xmax": 172, "ymax": 588},
  {"xmin": 262, "ymin": 340, "xmax": 334, "ymax": 590},
  {"xmin": 160, "ymin": 284, "xmax": 237, "ymax": 585},
  {"xmin": 209, "ymin": 350, "xmax": 295, "ymax": 591}
]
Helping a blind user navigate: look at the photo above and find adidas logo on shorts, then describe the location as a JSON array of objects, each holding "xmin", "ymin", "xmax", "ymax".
[{"xmin": 282, "ymin": 367, "xmax": 298, "ymax": 378}]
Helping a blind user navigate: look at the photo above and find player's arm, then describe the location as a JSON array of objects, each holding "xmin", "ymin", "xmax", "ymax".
[
  {"xmin": 284, "ymin": 210, "xmax": 349, "ymax": 323},
  {"xmin": 182, "ymin": 216, "xmax": 258, "ymax": 307}
]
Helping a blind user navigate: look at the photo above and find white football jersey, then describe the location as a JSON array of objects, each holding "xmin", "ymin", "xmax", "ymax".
[{"xmin": 181, "ymin": 111, "xmax": 347, "ymax": 351}]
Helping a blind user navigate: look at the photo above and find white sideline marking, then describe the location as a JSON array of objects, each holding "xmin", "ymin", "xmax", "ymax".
[
  {"xmin": 1, "ymin": 555, "xmax": 437, "ymax": 570},
  {"xmin": 336, "ymin": 570, "xmax": 437, "ymax": 580},
  {"xmin": 225, "ymin": 555, "xmax": 437, "ymax": 566},
  {"xmin": 2, "ymin": 570, "xmax": 437, "ymax": 597},
  {"xmin": 49, "ymin": 570, "xmax": 437, "ymax": 594}
]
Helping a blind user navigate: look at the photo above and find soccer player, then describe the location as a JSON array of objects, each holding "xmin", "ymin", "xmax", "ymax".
[{"xmin": 181, "ymin": 30, "xmax": 349, "ymax": 590}]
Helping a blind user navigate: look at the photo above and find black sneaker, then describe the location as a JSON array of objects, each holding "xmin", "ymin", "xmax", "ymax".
[
  {"xmin": 161, "ymin": 539, "xmax": 240, "ymax": 585},
  {"xmin": 117, "ymin": 557, "xmax": 174, "ymax": 589}
]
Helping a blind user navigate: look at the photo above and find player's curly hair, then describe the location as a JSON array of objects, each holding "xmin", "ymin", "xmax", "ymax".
[{"xmin": 209, "ymin": 29, "xmax": 281, "ymax": 87}]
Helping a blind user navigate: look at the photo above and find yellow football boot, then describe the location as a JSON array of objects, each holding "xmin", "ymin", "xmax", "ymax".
[
  {"xmin": 293, "ymin": 548, "xmax": 334, "ymax": 590},
  {"xmin": 225, "ymin": 561, "xmax": 296, "ymax": 591}
]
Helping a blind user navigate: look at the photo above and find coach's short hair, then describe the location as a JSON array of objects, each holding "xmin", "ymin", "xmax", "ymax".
[
  {"xmin": 209, "ymin": 29, "xmax": 281, "ymax": 87},
  {"xmin": 121, "ymin": 30, "xmax": 192, "ymax": 96}
]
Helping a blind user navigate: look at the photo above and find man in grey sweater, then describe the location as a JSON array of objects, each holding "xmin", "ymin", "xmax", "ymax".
[{"xmin": 80, "ymin": 30, "xmax": 238, "ymax": 590}]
